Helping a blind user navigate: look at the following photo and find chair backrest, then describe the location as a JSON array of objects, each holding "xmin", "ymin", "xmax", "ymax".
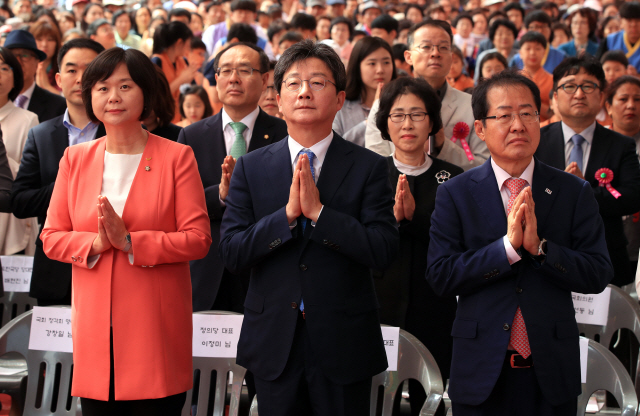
[
  {"xmin": 182, "ymin": 311, "xmax": 247, "ymax": 416},
  {"xmin": 0, "ymin": 309, "xmax": 32, "ymax": 358},
  {"xmin": 579, "ymin": 337, "xmax": 638, "ymax": 416},
  {"xmin": 0, "ymin": 292, "xmax": 37, "ymax": 328},
  {"xmin": 577, "ymin": 284, "xmax": 640, "ymax": 399}
]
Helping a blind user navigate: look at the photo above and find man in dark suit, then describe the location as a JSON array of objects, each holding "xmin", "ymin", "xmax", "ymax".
[
  {"xmin": 219, "ymin": 40, "xmax": 398, "ymax": 415},
  {"xmin": 536, "ymin": 56, "xmax": 640, "ymax": 287},
  {"xmin": 3, "ymin": 30, "xmax": 66, "ymax": 123},
  {"xmin": 178, "ymin": 42, "xmax": 288, "ymax": 313},
  {"xmin": 11, "ymin": 39, "xmax": 105, "ymax": 306},
  {"xmin": 427, "ymin": 71, "xmax": 612, "ymax": 415}
]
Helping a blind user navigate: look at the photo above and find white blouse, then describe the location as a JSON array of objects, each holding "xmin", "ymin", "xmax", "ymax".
[{"xmin": 100, "ymin": 152, "xmax": 143, "ymax": 216}]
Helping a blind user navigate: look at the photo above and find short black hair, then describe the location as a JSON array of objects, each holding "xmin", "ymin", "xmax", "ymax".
[
  {"xmin": 267, "ymin": 20, "xmax": 290, "ymax": 42},
  {"xmin": 375, "ymin": 77, "xmax": 442, "ymax": 140},
  {"xmin": 190, "ymin": 37, "xmax": 206, "ymax": 50},
  {"xmin": 169, "ymin": 8, "xmax": 192, "ymax": 23},
  {"xmin": 179, "ymin": 85, "xmax": 213, "ymax": 119},
  {"xmin": 503, "ymin": 3, "xmax": 524, "ymax": 19},
  {"xmin": 57, "ymin": 38, "xmax": 104, "ymax": 70},
  {"xmin": 0, "ymin": 48, "xmax": 23, "ymax": 101},
  {"xmin": 488, "ymin": 19, "xmax": 517, "ymax": 42},
  {"xmin": 524, "ymin": 10, "xmax": 551, "ymax": 30},
  {"xmin": 601, "ymin": 50, "xmax": 629, "ymax": 67},
  {"xmin": 370, "ymin": 13, "xmax": 398, "ymax": 33},
  {"xmin": 472, "ymin": 69, "xmax": 541, "ymax": 123},
  {"xmin": 478, "ymin": 51, "xmax": 508, "ymax": 80},
  {"xmin": 453, "ymin": 13, "xmax": 474, "ymax": 28},
  {"xmin": 552, "ymin": 56, "xmax": 606, "ymax": 92},
  {"xmin": 620, "ymin": 2, "xmax": 640, "ymax": 20},
  {"xmin": 519, "ymin": 31, "xmax": 547, "ymax": 49},
  {"xmin": 213, "ymin": 41, "xmax": 269, "ymax": 73},
  {"xmin": 279, "ymin": 30, "xmax": 303, "ymax": 45},
  {"xmin": 397, "ymin": 18, "xmax": 413, "ymax": 32},
  {"xmin": 82, "ymin": 48, "xmax": 157, "ymax": 122},
  {"xmin": 392, "ymin": 43, "xmax": 408, "ymax": 61},
  {"xmin": 290, "ymin": 12, "xmax": 316, "ymax": 31},
  {"xmin": 329, "ymin": 16, "xmax": 352, "ymax": 37},
  {"xmin": 227, "ymin": 23, "xmax": 258, "ymax": 43},
  {"xmin": 487, "ymin": 10, "xmax": 507, "ymax": 23},
  {"xmin": 152, "ymin": 21, "xmax": 193, "ymax": 54},
  {"xmin": 230, "ymin": 0, "xmax": 256, "ymax": 13},
  {"xmin": 112, "ymin": 9, "xmax": 132, "ymax": 26},
  {"xmin": 407, "ymin": 20, "xmax": 453, "ymax": 49},
  {"xmin": 86, "ymin": 18, "xmax": 109, "ymax": 37},
  {"xmin": 606, "ymin": 75, "xmax": 640, "ymax": 105},
  {"xmin": 404, "ymin": 4, "xmax": 423, "ymax": 18},
  {"xmin": 274, "ymin": 39, "xmax": 345, "ymax": 94},
  {"xmin": 350, "ymin": 30, "xmax": 367, "ymax": 42}
]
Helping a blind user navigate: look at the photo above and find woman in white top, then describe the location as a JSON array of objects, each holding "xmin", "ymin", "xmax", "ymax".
[{"xmin": 0, "ymin": 47, "xmax": 39, "ymax": 255}]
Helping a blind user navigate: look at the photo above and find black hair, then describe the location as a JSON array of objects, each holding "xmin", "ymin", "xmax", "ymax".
[
  {"xmin": 392, "ymin": 43, "xmax": 408, "ymax": 61},
  {"xmin": 620, "ymin": 2, "xmax": 640, "ymax": 20},
  {"xmin": 404, "ymin": 4, "xmax": 424, "ymax": 18},
  {"xmin": 86, "ymin": 18, "xmax": 109, "ymax": 37},
  {"xmin": 227, "ymin": 22, "xmax": 258, "ymax": 44},
  {"xmin": 503, "ymin": 3, "xmax": 524, "ymax": 19},
  {"xmin": 345, "ymin": 36, "xmax": 396, "ymax": 101},
  {"xmin": 205, "ymin": 1, "xmax": 223, "ymax": 13},
  {"xmin": 519, "ymin": 30, "xmax": 547, "ymax": 49},
  {"xmin": 550, "ymin": 22, "xmax": 570, "ymax": 45},
  {"xmin": 190, "ymin": 37, "xmax": 206, "ymax": 50},
  {"xmin": 213, "ymin": 41, "xmax": 269, "ymax": 73},
  {"xmin": 133, "ymin": 6, "xmax": 151, "ymax": 36},
  {"xmin": 152, "ymin": 21, "xmax": 193, "ymax": 54},
  {"xmin": 596, "ymin": 16, "xmax": 620, "ymax": 40},
  {"xmin": 290, "ymin": 12, "xmax": 316, "ymax": 31},
  {"xmin": 472, "ymin": 69, "xmax": 541, "ymax": 123},
  {"xmin": 487, "ymin": 10, "xmax": 507, "ymax": 22},
  {"xmin": 451, "ymin": 44, "xmax": 465, "ymax": 62},
  {"xmin": 274, "ymin": 39, "xmax": 345, "ymax": 94},
  {"xmin": 524, "ymin": 10, "xmax": 552, "ymax": 30},
  {"xmin": 350, "ymin": 29, "xmax": 367, "ymax": 42},
  {"xmin": 488, "ymin": 18, "xmax": 517, "ymax": 42},
  {"xmin": 552, "ymin": 56, "xmax": 606, "ymax": 92},
  {"xmin": 82, "ymin": 48, "xmax": 157, "ymax": 122},
  {"xmin": 81, "ymin": 3, "xmax": 104, "ymax": 32},
  {"xmin": 375, "ymin": 77, "xmax": 442, "ymax": 140},
  {"xmin": 267, "ymin": 20, "xmax": 290, "ymax": 42},
  {"xmin": 601, "ymin": 50, "xmax": 629, "ymax": 67},
  {"xmin": 370, "ymin": 13, "xmax": 399, "ymax": 33},
  {"xmin": 478, "ymin": 51, "xmax": 508, "ymax": 80},
  {"xmin": 0, "ymin": 48, "xmax": 23, "ymax": 101},
  {"xmin": 179, "ymin": 85, "xmax": 213, "ymax": 119},
  {"xmin": 606, "ymin": 75, "xmax": 640, "ymax": 105},
  {"xmin": 397, "ymin": 19, "xmax": 413, "ymax": 32},
  {"xmin": 57, "ymin": 37, "xmax": 104, "ymax": 69},
  {"xmin": 169, "ymin": 8, "xmax": 192, "ymax": 23},
  {"xmin": 453, "ymin": 13, "xmax": 474, "ymax": 28},
  {"xmin": 407, "ymin": 20, "xmax": 453, "ymax": 49},
  {"xmin": 112, "ymin": 9, "xmax": 132, "ymax": 26},
  {"xmin": 230, "ymin": 0, "xmax": 257, "ymax": 13},
  {"xmin": 151, "ymin": 66, "xmax": 175, "ymax": 127},
  {"xmin": 279, "ymin": 30, "xmax": 304, "ymax": 45},
  {"xmin": 329, "ymin": 16, "xmax": 353, "ymax": 37}
]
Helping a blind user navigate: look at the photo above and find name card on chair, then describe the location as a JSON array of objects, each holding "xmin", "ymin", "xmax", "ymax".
[
  {"xmin": 571, "ymin": 287, "xmax": 611, "ymax": 326},
  {"xmin": 0, "ymin": 256, "xmax": 33, "ymax": 292},
  {"xmin": 192, "ymin": 314, "xmax": 243, "ymax": 358},
  {"xmin": 28, "ymin": 307, "xmax": 73, "ymax": 353},
  {"xmin": 381, "ymin": 326, "xmax": 400, "ymax": 372}
]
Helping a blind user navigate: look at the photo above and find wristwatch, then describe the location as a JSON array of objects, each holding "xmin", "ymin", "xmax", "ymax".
[
  {"xmin": 122, "ymin": 233, "xmax": 132, "ymax": 253},
  {"xmin": 537, "ymin": 238, "xmax": 547, "ymax": 257}
]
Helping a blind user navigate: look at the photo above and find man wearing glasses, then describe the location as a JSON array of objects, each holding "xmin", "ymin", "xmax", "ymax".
[
  {"xmin": 536, "ymin": 56, "xmax": 640, "ymax": 288},
  {"xmin": 427, "ymin": 70, "xmax": 612, "ymax": 415},
  {"xmin": 178, "ymin": 42, "xmax": 287, "ymax": 315},
  {"xmin": 220, "ymin": 40, "xmax": 398, "ymax": 415}
]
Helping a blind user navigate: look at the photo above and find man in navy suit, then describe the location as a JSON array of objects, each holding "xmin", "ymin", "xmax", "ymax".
[
  {"xmin": 12, "ymin": 39, "xmax": 105, "ymax": 306},
  {"xmin": 219, "ymin": 40, "xmax": 398, "ymax": 415},
  {"xmin": 427, "ymin": 71, "xmax": 612, "ymax": 415},
  {"xmin": 178, "ymin": 42, "xmax": 288, "ymax": 313}
]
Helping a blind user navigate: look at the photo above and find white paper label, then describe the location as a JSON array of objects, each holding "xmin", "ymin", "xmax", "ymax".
[
  {"xmin": 572, "ymin": 287, "xmax": 611, "ymax": 326},
  {"xmin": 580, "ymin": 337, "xmax": 589, "ymax": 383},
  {"xmin": 28, "ymin": 307, "xmax": 73, "ymax": 353},
  {"xmin": 0, "ymin": 256, "xmax": 33, "ymax": 292},
  {"xmin": 192, "ymin": 314, "xmax": 243, "ymax": 358},
  {"xmin": 381, "ymin": 326, "xmax": 400, "ymax": 372}
]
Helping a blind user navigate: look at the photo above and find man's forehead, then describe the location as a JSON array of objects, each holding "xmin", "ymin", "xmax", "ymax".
[
  {"xmin": 219, "ymin": 45, "xmax": 260, "ymax": 65},
  {"xmin": 487, "ymin": 85, "xmax": 536, "ymax": 108},
  {"xmin": 283, "ymin": 58, "xmax": 332, "ymax": 77},
  {"xmin": 558, "ymin": 68, "xmax": 599, "ymax": 83},
  {"xmin": 414, "ymin": 26, "xmax": 450, "ymax": 43}
]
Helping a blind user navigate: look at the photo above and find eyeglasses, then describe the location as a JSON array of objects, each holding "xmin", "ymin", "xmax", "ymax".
[
  {"xmin": 556, "ymin": 82, "xmax": 599, "ymax": 94},
  {"xmin": 283, "ymin": 76, "xmax": 336, "ymax": 91},
  {"xmin": 389, "ymin": 112, "xmax": 428, "ymax": 123},
  {"xmin": 216, "ymin": 65, "xmax": 262, "ymax": 78},
  {"xmin": 482, "ymin": 111, "xmax": 540, "ymax": 125},
  {"xmin": 414, "ymin": 43, "xmax": 451, "ymax": 54}
]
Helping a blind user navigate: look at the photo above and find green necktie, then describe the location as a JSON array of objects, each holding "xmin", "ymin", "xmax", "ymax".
[{"xmin": 229, "ymin": 122, "xmax": 248, "ymax": 159}]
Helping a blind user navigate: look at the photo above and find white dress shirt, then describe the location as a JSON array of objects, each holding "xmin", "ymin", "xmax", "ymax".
[
  {"xmin": 222, "ymin": 106, "xmax": 260, "ymax": 155},
  {"xmin": 491, "ymin": 157, "xmax": 535, "ymax": 265},
  {"xmin": 561, "ymin": 121, "xmax": 596, "ymax": 171}
]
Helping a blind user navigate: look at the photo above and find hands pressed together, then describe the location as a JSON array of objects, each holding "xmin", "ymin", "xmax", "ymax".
[
  {"xmin": 393, "ymin": 174, "xmax": 415, "ymax": 223},
  {"xmin": 565, "ymin": 162, "xmax": 585, "ymax": 180},
  {"xmin": 89, "ymin": 195, "xmax": 130, "ymax": 256},
  {"xmin": 286, "ymin": 153, "xmax": 322, "ymax": 224},
  {"xmin": 507, "ymin": 187, "xmax": 540, "ymax": 255},
  {"xmin": 219, "ymin": 155, "xmax": 237, "ymax": 201}
]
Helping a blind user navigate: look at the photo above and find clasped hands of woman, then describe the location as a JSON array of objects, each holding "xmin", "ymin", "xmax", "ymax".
[{"xmin": 89, "ymin": 195, "xmax": 130, "ymax": 256}]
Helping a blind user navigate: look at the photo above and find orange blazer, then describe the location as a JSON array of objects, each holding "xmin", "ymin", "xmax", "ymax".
[{"xmin": 41, "ymin": 133, "xmax": 211, "ymax": 401}]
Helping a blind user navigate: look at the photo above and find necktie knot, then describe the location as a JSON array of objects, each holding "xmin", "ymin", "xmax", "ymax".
[
  {"xmin": 229, "ymin": 122, "xmax": 248, "ymax": 159},
  {"xmin": 14, "ymin": 94, "xmax": 27, "ymax": 109},
  {"xmin": 299, "ymin": 149, "xmax": 316, "ymax": 182},
  {"xmin": 571, "ymin": 134, "xmax": 585, "ymax": 146},
  {"xmin": 505, "ymin": 178, "xmax": 528, "ymax": 214},
  {"xmin": 230, "ymin": 122, "xmax": 247, "ymax": 135}
]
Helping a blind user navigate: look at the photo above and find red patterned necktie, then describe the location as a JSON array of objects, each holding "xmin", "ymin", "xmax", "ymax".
[{"xmin": 505, "ymin": 178, "xmax": 531, "ymax": 358}]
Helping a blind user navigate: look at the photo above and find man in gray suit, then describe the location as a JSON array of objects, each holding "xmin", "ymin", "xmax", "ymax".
[{"xmin": 365, "ymin": 20, "xmax": 488, "ymax": 171}]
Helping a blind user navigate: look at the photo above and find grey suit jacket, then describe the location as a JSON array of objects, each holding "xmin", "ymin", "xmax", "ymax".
[
  {"xmin": 364, "ymin": 83, "xmax": 488, "ymax": 171},
  {"xmin": 332, "ymin": 99, "xmax": 368, "ymax": 146}
]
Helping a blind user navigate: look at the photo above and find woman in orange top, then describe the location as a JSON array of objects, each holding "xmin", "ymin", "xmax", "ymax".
[
  {"xmin": 41, "ymin": 48, "xmax": 211, "ymax": 415},
  {"xmin": 151, "ymin": 21, "xmax": 200, "ymax": 123}
]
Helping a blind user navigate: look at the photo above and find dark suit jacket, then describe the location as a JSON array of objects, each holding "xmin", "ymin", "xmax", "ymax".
[
  {"xmin": 11, "ymin": 115, "xmax": 105, "ymax": 300},
  {"xmin": 219, "ymin": 135, "xmax": 399, "ymax": 385},
  {"xmin": 535, "ymin": 122, "xmax": 640, "ymax": 286},
  {"xmin": 426, "ymin": 158, "xmax": 612, "ymax": 406},
  {"xmin": 27, "ymin": 85, "xmax": 66, "ymax": 123},
  {"xmin": 178, "ymin": 109, "xmax": 288, "ymax": 311}
]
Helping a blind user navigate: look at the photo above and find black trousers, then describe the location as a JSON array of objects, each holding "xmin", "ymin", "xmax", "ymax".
[
  {"xmin": 253, "ymin": 312, "xmax": 372, "ymax": 416},
  {"xmin": 80, "ymin": 331, "xmax": 187, "ymax": 416},
  {"xmin": 451, "ymin": 353, "xmax": 577, "ymax": 416}
]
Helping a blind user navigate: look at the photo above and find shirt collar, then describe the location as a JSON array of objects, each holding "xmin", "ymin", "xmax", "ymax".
[
  {"xmin": 221, "ymin": 106, "xmax": 260, "ymax": 133},
  {"xmin": 491, "ymin": 157, "xmax": 535, "ymax": 190},
  {"xmin": 63, "ymin": 108, "xmax": 98, "ymax": 131},
  {"xmin": 561, "ymin": 121, "xmax": 596, "ymax": 146},
  {"xmin": 288, "ymin": 131, "xmax": 334, "ymax": 166},
  {"xmin": 21, "ymin": 81, "xmax": 35, "ymax": 100}
]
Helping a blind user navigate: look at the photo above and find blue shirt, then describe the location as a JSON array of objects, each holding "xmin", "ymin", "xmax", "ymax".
[
  {"xmin": 510, "ymin": 46, "xmax": 566, "ymax": 74},
  {"xmin": 63, "ymin": 109, "xmax": 100, "ymax": 147}
]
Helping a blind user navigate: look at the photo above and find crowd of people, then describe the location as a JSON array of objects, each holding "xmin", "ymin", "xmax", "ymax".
[{"xmin": 0, "ymin": 0, "xmax": 638, "ymax": 413}]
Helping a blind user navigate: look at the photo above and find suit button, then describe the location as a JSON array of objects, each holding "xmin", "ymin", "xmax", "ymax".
[
  {"xmin": 299, "ymin": 264, "xmax": 307, "ymax": 271},
  {"xmin": 323, "ymin": 239, "xmax": 329, "ymax": 245},
  {"xmin": 516, "ymin": 288, "xmax": 523, "ymax": 294},
  {"xmin": 291, "ymin": 302, "xmax": 298, "ymax": 309},
  {"xmin": 503, "ymin": 323, "xmax": 510, "ymax": 331},
  {"xmin": 71, "ymin": 256, "xmax": 77, "ymax": 262}
]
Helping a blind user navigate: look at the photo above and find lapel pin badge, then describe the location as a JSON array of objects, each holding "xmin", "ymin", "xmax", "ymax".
[
  {"xmin": 145, "ymin": 166, "xmax": 151, "ymax": 172},
  {"xmin": 545, "ymin": 188, "xmax": 552, "ymax": 194},
  {"xmin": 146, "ymin": 157, "xmax": 152, "ymax": 161}
]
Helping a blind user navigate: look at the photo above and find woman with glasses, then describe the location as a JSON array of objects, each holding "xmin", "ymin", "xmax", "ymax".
[
  {"xmin": 333, "ymin": 37, "xmax": 395, "ymax": 146},
  {"xmin": 558, "ymin": 9, "xmax": 599, "ymax": 57},
  {"xmin": 374, "ymin": 77, "xmax": 463, "ymax": 415}
]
